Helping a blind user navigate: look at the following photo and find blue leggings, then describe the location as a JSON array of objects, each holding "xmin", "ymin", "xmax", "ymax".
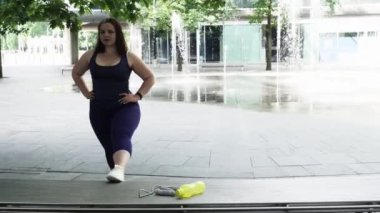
[{"xmin": 89, "ymin": 101, "xmax": 141, "ymax": 169}]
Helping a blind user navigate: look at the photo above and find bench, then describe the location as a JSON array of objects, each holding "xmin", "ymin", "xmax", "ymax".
[
  {"xmin": 60, "ymin": 66, "xmax": 73, "ymax": 75},
  {"xmin": 200, "ymin": 64, "xmax": 245, "ymax": 71}
]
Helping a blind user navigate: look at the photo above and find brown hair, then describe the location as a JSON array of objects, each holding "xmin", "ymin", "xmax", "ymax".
[{"xmin": 94, "ymin": 18, "xmax": 128, "ymax": 56}]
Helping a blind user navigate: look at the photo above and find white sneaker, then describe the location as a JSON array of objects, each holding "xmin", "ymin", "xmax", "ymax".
[{"xmin": 106, "ymin": 165, "xmax": 125, "ymax": 183}]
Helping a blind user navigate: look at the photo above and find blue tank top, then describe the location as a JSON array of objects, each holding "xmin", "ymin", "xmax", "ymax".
[{"xmin": 89, "ymin": 53, "xmax": 132, "ymax": 101}]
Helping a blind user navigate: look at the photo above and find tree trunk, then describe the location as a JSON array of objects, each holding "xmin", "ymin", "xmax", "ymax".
[
  {"xmin": 265, "ymin": 19, "xmax": 272, "ymax": 71},
  {"xmin": 265, "ymin": 0, "xmax": 273, "ymax": 71},
  {"xmin": 265, "ymin": 25, "xmax": 272, "ymax": 71},
  {"xmin": 176, "ymin": 44, "xmax": 183, "ymax": 71},
  {"xmin": 70, "ymin": 29, "xmax": 79, "ymax": 64},
  {"xmin": 0, "ymin": 38, "xmax": 3, "ymax": 78}
]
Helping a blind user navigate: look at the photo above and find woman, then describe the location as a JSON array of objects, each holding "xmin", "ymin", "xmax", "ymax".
[{"xmin": 72, "ymin": 18, "xmax": 155, "ymax": 183}]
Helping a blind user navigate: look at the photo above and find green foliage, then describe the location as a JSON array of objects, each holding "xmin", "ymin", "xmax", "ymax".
[
  {"xmin": 28, "ymin": 22, "xmax": 50, "ymax": 37},
  {"xmin": 139, "ymin": 0, "xmax": 232, "ymax": 32},
  {"xmin": 0, "ymin": 0, "xmax": 154, "ymax": 77},
  {"xmin": 78, "ymin": 31, "xmax": 97, "ymax": 50},
  {"xmin": 180, "ymin": 0, "xmax": 234, "ymax": 31},
  {"xmin": 0, "ymin": 0, "xmax": 80, "ymax": 35},
  {"xmin": 0, "ymin": 0, "xmax": 154, "ymax": 36},
  {"xmin": 249, "ymin": 0, "xmax": 340, "ymax": 25},
  {"xmin": 249, "ymin": 0, "xmax": 276, "ymax": 25},
  {"xmin": 139, "ymin": 1, "xmax": 172, "ymax": 32},
  {"xmin": 325, "ymin": 0, "xmax": 339, "ymax": 12},
  {"xmin": 0, "ymin": 0, "xmax": 229, "ymax": 36},
  {"xmin": 0, "ymin": 34, "xmax": 18, "ymax": 50}
]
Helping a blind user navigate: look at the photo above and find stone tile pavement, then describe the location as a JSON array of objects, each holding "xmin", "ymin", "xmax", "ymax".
[
  {"xmin": 1, "ymin": 65, "xmax": 380, "ymax": 181},
  {"xmin": 2, "ymin": 174, "xmax": 380, "ymax": 205}
]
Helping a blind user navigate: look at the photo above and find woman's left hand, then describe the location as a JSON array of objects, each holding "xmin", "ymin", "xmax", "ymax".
[{"xmin": 118, "ymin": 93, "xmax": 139, "ymax": 104}]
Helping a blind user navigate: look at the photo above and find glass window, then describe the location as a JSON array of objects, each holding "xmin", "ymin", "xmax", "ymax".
[
  {"xmin": 338, "ymin": 32, "xmax": 357, "ymax": 37},
  {"xmin": 233, "ymin": 0, "xmax": 255, "ymax": 8},
  {"xmin": 368, "ymin": 31, "xmax": 378, "ymax": 37}
]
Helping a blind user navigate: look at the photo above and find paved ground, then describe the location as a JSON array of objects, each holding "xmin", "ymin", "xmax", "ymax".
[
  {"xmin": 1, "ymin": 65, "xmax": 380, "ymax": 182},
  {"xmin": 2, "ymin": 175, "xmax": 380, "ymax": 205},
  {"xmin": 1, "ymin": 65, "xmax": 380, "ymax": 208}
]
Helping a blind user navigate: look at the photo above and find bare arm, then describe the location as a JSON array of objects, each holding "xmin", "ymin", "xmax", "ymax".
[
  {"xmin": 129, "ymin": 52, "xmax": 155, "ymax": 97},
  {"xmin": 71, "ymin": 50, "xmax": 93, "ymax": 99}
]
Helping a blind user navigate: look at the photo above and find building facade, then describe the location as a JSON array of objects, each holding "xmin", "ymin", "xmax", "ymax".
[{"xmin": 139, "ymin": 0, "xmax": 380, "ymax": 69}]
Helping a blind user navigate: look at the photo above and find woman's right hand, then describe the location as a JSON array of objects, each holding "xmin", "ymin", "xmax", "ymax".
[{"xmin": 84, "ymin": 91, "xmax": 94, "ymax": 100}]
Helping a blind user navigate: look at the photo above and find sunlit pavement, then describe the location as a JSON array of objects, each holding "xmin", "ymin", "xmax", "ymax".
[{"xmin": 1, "ymin": 65, "xmax": 380, "ymax": 206}]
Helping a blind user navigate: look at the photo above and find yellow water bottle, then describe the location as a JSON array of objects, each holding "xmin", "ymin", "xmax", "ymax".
[{"xmin": 175, "ymin": 181, "xmax": 206, "ymax": 199}]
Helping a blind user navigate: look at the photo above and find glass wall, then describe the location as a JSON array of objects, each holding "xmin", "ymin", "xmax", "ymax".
[
  {"xmin": 319, "ymin": 30, "xmax": 379, "ymax": 64},
  {"xmin": 232, "ymin": 0, "xmax": 255, "ymax": 8},
  {"xmin": 223, "ymin": 24, "xmax": 263, "ymax": 64},
  {"xmin": 141, "ymin": 29, "xmax": 172, "ymax": 64}
]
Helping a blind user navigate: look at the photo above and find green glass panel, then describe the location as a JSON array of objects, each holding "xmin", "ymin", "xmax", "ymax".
[{"xmin": 223, "ymin": 25, "xmax": 263, "ymax": 64}]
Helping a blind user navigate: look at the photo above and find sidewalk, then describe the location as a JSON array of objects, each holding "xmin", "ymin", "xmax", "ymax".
[
  {"xmin": 1, "ymin": 65, "xmax": 380, "ymax": 208},
  {"xmin": 1, "ymin": 65, "xmax": 380, "ymax": 181},
  {"xmin": 1, "ymin": 175, "xmax": 380, "ymax": 208}
]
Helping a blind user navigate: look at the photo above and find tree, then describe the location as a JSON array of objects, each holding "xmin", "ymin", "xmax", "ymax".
[
  {"xmin": 249, "ymin": 0, "xmax": 339, "ymax": 71},
  {"xmin": 249, "ymin": 0, "xmax": 275, "ymax": 71},
  {"xmin": 0, "ymin": 0, "xmax": 228, "ymax": 76},
  {"xmin": 325, "ymin": 0, "xmax": 340, "ymax": 13},
  {"xmin": 0, "ymin": 0, "xmax": 151, "ymax": 78},
  {"xmin": 138, "ymin": 0, "xmax": 231, "ymax": 71},
  {"xmin": 1, "ymin": 34, "xmax": 18, "ymax": 50},
  {"xmin": 28, "ymin": 22, "xmax": 51, "ymax": 38},
  {"xmin": 0, "ymin": 0, "xmax": 77, "ymax": 78},
  {"xmin": 140, "ymin": 0, "xmax": 231, "ymax": 31}
]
